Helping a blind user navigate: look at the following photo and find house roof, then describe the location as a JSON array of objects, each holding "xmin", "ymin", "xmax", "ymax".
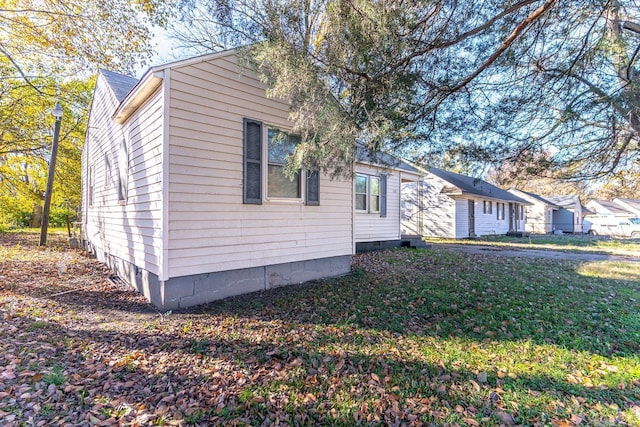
[
  {"xmin": 355, "ymin": 145, "xmax": 421, "ymax": 174},
  {"xmin": 508, "ymin": 189, "xmax": 561, "ymax": 208},
  {"xmin": 614, "ymin": 198, "xmax": 640, "ymax": 214},
  {"xmin": 544, "ymin": 195, "xmax": 581, "ymax": 209},
  {"xmin": 590, "ymin": 199, "xmax": 634, "ymax": 215},
  {"xmin": 429, "ymin": 168, "xmax": 529, "ymax": 204},
  {"xmin": 99, "ymin": 69, "xmax": 139, "ymax": 103}
]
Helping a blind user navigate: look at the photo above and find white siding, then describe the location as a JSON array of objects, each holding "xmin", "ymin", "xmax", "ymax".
[
  {"xmin": 472, "ymin": 197, "xmax": 511, "ymax": 236},
  {"xmin": 401, "ymin": 174, "xmax": 456, "ymax": 238},
  {"xmin": 524, "ymin": 203, "xmax": 551, "ymax": 233},
  {"xmin": 166, "ymin": 56, "xmax": 353, "ymax": 278},
  {"xmin": 83, "ymin": 74, "xmax": 164, "ymax": 276},
  {"xmin": 455, "ymin": 198, "xmax": 469, "ymax": 238},
  {"xmin": 354, "ymin": 163, "xmax": 401, "ymax": 242}
]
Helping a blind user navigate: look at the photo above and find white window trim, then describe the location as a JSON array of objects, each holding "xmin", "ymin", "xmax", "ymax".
[
  {"xmin": 355, "ymin": 173, "xmax": 383, "ymax": 214},
  {"xmin": 369, "ymin": 176, "xmax": 380, "ymax": 214},
  {"xmin": 264, "ymin": 126, "xmax": 304, "ymax": 204},
  {"xmin": 355, "ymin": 174, "xmax": 368, "ymax": 212}
]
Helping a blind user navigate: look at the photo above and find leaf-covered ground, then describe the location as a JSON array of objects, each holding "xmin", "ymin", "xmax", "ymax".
[{"xmin": 1, "ymin": 232, "xmax": 639, "ymax": 426}]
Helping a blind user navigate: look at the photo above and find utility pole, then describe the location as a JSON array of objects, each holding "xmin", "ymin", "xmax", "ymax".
[{"xmin": 39, "ymin": 101, "xmax": 63, "ymax": 246}]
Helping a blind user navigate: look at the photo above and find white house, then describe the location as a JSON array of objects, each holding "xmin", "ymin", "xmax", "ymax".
[
  {"xmin": 508, "ymin": 189, "xmax": 560, "ymax": 234},
  {"xmin": 402, "ymin": 168, "xmax": 528, "ymax": 239},
  {"xmin": 354, "ymin": 148, "xmax": 422, "ymax": 251},
  {"xmin": 82, "ymin": 50, "xmax": 420, "ymax": 310}
]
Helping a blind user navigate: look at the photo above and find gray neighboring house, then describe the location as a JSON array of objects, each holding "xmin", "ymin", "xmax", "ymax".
[
  {"xmin": 402, "ymin": 167, "xmax": 529, "ymax": 238},
  {"xmin": 508, "ymin": 189, "xmax": 560, "ymax": 234},
  {"xmin": 544, "ymin": 195, "xmax": 586, "ymax": 233}
]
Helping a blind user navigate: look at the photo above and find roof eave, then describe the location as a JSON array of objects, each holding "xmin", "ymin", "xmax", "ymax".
[{"xmin": 112, "ymin": 70, "xmax": 164, "ymax": 124}]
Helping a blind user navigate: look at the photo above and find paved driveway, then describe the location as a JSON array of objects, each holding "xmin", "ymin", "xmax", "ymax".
[{"xmin": 430, "ymin": 243, "xmax": 640, "ymax": 263}]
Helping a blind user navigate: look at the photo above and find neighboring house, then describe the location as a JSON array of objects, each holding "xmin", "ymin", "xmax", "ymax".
[
  {"xmin": 586, "ymin": 199, "xmax": 635, "ymax": 218},
  {"xmin": 583, "ymin": 199, "xmax": 636, "ymax": 235},
  {"xmin": 401, "ymin": 168, "xmax": 529, "ymax": 239},
  {"xmin": 544, "ymin": 195, "xmax": 585, "ymax": 233},
  {"xmin": 354, "ymin": 148, "xmax": 422, "ymax": 251},
  {"xmin": 508, "ymin": 189, "xmax": 560, "ymax": 234},
  {"xmin": 82, "ymin": 50, "xmax": 420, "ymax": 310},
  {"xmin": 612, "ymin": 198, "xmax": 640, "ymax": 217}
]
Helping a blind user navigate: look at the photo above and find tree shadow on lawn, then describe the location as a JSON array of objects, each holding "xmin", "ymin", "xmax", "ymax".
[
  {"xmin": 3, "ymin": 312, "xmax": 638, "ymax": 425},
  {"xmin": 6, "ymin": 245, "xmax": 640, "ymax": 360},
  {"xmin": 184, "ymin": 249, "xmax": 640, "ymax": 359}
]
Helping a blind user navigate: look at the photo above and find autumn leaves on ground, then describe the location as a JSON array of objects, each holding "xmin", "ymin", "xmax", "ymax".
[{"xmin": 0, "ymin": 232, "xmax": 639, "ymax": 426}]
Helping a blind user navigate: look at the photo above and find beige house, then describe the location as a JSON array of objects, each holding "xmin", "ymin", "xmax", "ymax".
[
  {"xmin": 508, "ymin": 189, "xmax": 560, "ymax": 234},
  {"xmin": 82, "ymin": 50, "xmax": 419, "ymax": 310}
]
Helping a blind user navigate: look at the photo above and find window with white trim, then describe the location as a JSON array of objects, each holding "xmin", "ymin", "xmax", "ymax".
[
  {"xmin": 104, "ymin": 153, "xmax": 111, "ymax": 189},
  {"xmin": 117, "ymin": 137, "xmax": 128, "ymax": 204},
  {"xmin": 483, "ymin": 200, "xmax": 493, "ymax": 214},
  {"xmin": 355, "ymin": 174, "xmax": 368, "ymax": 211},
  {"xmin": 369, "ymin": 176, "xmax": 380, "ymax": 213},
  {"xmin": 88, "ymin": 164, "xmax": 94, "ymax": 207},
  {"xmin": 497, "ymin": 202, "xmax": 505, "ymax": 220},
  {"xmin": 355, "ymin": 173, "xmax": 387, "ymax": 216}
]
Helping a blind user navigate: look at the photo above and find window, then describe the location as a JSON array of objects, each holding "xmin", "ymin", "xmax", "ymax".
[
  {"xmin": 497, "ymin": 202, "xmax": 505, "ymax": 220},
  {"xmin": 370, "ymin": 176, "xmax": 380, "ymax": 213},
  {"xmin": 243, "ymin": 118, "xmax": 319, "ymax": 205},
  {"xmin": 117, "ymin": 138, "xmax": 128, "ymax": 203},
  {"xmin": 483, "ymin": 200, "xmax": 493, "ymax": 214},
  {"xmin": 267, "ymin": 129, "xmax": 300, "ymax": 198},
  {"xmin": 104, "ymin": 153, "xmax": 111, "ymax": 189},
  {"xmin": 88, "ymin": 165, "xmax": 94, "ymax": 207},
  {"xmin": 355, "ymin": 174, "xmax": 367, "ymax": 211},
  {"xmin": 355, "ymin": 173, "xmax": 387, "ymax": 216}
]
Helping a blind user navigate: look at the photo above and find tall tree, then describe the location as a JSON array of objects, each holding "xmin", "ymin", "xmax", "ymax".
[
  {"xmin": 173, "ymin": 0, "xmax": 559, "ymax": 177},
  {"xmin": 172, "ymin": 0, "xmax": 640, "ymax": 184},
  {"xmin": 433, "ymin": 0, "xmax": 640, "ymax": 181},
  {"xmin": 0, "ymin": 1, "xmax": 170, "ymax": 227},
  {"xmin": 1, "ymin": 0, "xmax": 170, "ymax": 82}
]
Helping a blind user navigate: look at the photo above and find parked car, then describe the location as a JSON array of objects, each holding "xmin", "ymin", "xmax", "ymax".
[{"xmin": 584, "ymin": 217, "xmax": 640, "ymax": 237}]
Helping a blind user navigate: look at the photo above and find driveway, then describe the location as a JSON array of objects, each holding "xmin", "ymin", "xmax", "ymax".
[{"xmin": 430, "ymin": 243, "xmax": 640, "ymax": 263}]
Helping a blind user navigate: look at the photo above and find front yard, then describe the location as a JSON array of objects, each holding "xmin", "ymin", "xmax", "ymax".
[
  {"xmin": 425, "ymin": 234, "xmax": 640, "ymax": 257},
  {"xmin": 1, "ymin": 232, "xmax": 639, "ymax": 425}
]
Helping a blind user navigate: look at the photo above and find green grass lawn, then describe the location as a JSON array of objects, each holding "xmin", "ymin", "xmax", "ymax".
[
  {"xmin": 1, "ymin": 234, "xmax": 639, "ymax": 425},
  {"xmin": 426, "ymin": 234, "xmax": 640, "ymax": 257}
]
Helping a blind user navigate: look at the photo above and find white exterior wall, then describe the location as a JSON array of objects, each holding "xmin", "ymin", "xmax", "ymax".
[
  {"xmin": 471, "ymin": 197, "xmax": 513, "ymax": 236},
  {"xmin": 401, "ymin": 174, "xmax": 456, "ymax": 238},
  {"xmin": 354, "ymin": 163, "xmax": 402, "ymax": 243},
  {"xmin": 524, "ymin": 203, "xmax": 552, "ymax": 233},
  {"xmin": 82, "ymin": 74, "xmax": 164, "ymax": 277},
  {"xmin": 454, "ymin": 198, "xmax": 470, "ymax": 238},
  {"xmin": 166, "ymin": 55, "xmax": 353, "ymax": 278}
]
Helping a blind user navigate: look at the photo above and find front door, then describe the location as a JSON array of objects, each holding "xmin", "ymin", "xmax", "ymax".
[
  {"xmin": 468, "ymin": 200, "xmax": 475, "ymax": 236},
  {"xmin": 508, "ymin": 203, "xmax": 515, "ymax": 232}
]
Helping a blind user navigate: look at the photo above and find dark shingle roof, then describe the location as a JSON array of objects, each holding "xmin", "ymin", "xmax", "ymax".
[
  {"xmin": 100, "ymin": 69, "xmax": 139, "ymax": 102},
  {"xmin": 429, "ymin": 167, "xmax": 529, "ymax": 203},
  {"xmin": 355, "ymin": 145, "xmax": 421, "ymax": 173},
  {"xmin": 509, "ymin": 189, "xmax": 560, "ymax": 208}
]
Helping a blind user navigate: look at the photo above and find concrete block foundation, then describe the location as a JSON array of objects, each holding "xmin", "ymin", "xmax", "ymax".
[{"xmin": 97, "ymin": 251, "xmax": 352, "ymax": 310}]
